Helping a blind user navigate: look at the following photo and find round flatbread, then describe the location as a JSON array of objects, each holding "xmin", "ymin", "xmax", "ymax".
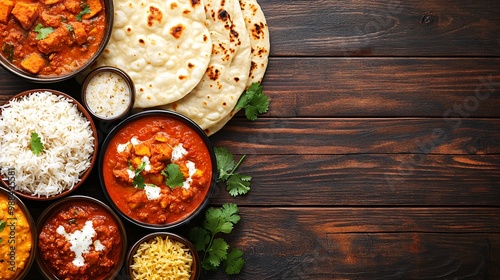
[
  {"xmin": 204, "ymin": 0, "xmax": 270, "ymax": 135},
  {"xmin": 159, "ymin": 0, "xmax": 252, "ymax": 130},
  {"xmin": 84, "ymin": 0, "xmax": 212, "ymax": 108}
]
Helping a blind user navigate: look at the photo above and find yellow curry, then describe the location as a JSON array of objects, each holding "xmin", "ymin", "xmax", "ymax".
[{"xmin": 0, "ymin": 192, "xmax": 32, "ymax": 280}]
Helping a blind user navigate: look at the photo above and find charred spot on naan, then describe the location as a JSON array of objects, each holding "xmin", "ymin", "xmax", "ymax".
[
  {"xmin": 207, "ymin": 66, "xmax": 221, "ymax": 81},
  {"xmin": 147, "ymin": 6, "xmax": 163, "ymax": 26},
  {"xmin": 170, "ymin": 24, "xmax": 185, "ymax": 39},
  {"xmin": 191, "ymin": 0, "xmax": 201, "ymax": 7}
]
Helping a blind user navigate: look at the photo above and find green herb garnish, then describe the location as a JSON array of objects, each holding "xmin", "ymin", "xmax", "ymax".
[
  {"xmin": 30, "ymin": 132, "xmax": 44, "ymax": 155},
  {"xmin": 76, "ymin": 5, "xmax": 91, "ymax": 21},
  {"xmin": 132, "ymin": 161, "xmax": 147, "ymax": 189},
  {"xmin": 189, "ymin": 204, "xmax": 244, "ymax": 274},
  {"xmin": 34, "ymin": 24, "xmax": 54, "ymax": 40},
  {"xmin": 215, "ymin": 146, "xmax": 251, "ymax": 196},
  {"xmin": 2, "ymin": 43, "xmax": 14, "ymax": 62},
  {"xmin": 161, "ymin": 163, "xmax": 184, "ymax": 189},
  {"xmin": 234, "ymin": 82, "xmax": 269, "ymax": 121},
  {"xmin": 0, "ymin": 220, "xmax": 6, "ymax": 243},
  {"xmin": 65, "ymin": 24, "xmax": 74, "ymax": 32}
]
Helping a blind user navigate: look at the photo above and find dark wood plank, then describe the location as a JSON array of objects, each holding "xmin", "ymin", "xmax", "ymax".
[
  {"xmin": 210, "ymin": 154, "xmax": 500, "ymax": 206},
  {"xmin": 210, "ymin": 118, "xmax": 500, "ymax": 155},
  {"xmin": 264, "ymin": 0, "xmax": 500, "ymax": 56},
  {"xmin": 198, "ymin": 207, "xmax": 500, "ymax": 279},
  {"xmin": 261, "ymin": 57, "xmax": 500, "ymax": 118}
]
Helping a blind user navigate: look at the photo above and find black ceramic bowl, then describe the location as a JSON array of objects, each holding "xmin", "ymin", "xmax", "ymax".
[
  {"xmin": 0, "ymin": 187, "xmax": 37, "ymax": 280},
  {"xmin": 36, "ymin": 195, "xmax": 127, "ymax": 280},
  {"xmin": 0, "ymin": 0, "xmax": 113, "ymax": 83},
  {"xmin": 98, "ymin": 110, "xmax": 217, "ymax": 230},
  {"xmin": 127, "ymin": 232, "xmax": 201, "ymax": 280}
]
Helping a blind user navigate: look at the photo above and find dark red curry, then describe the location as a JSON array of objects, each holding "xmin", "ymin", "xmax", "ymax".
[
  {"xmin": 0, "ymin": 0, "xmax": 106, "ymax": 76},
  {"xmin": 38, "ymin": 202, "xmax": 122, "ymax": 280},
  {"xmin": 102, "ymin": 116, "xmax": 212, "ymax": 225}
]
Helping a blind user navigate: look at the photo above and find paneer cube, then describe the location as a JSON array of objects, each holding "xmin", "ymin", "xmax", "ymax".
[
  {"xmin": 69, "ymin": 21, "xmax": 87, "ymax": 45},
  {"xmin": 83, "ymin": 0, "xmax": 102, "ymax": 19},
  {"xmin": 63, "ymin": 0, "xmax": 80, "ymax": 14},
  {"xmin": 37, "ymin": 26, "xmax": 71, "ymax": 54},
  {"xmin": 11, "ymin": 2, "xmax": 39, "ymax": 30},
  {"xmin": 134, "ymin": 143, "xmax": 151, "ymax": 157},
  {"xmin": 0, "ymin": 0, "xmax": 14, "ymax": 24},
  {"xmin": 41, "ymin": 11, "xmax": 62, "ymax": 27},
  {"xmin": 20, "ymin": 53, "xmax": 46, "ymax": 74}
]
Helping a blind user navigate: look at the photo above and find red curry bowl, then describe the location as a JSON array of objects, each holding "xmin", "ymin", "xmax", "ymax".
[
  {"xmin": 36, "ymin": 195, "xmax": 127, "ymax": 280},
  {"xmin": 0, "ymin": 0, "xmax": 114, "ymax": 83},
  {"xmin": 98, "ymin": 110, "xmax": 217, "ymax": 230}
]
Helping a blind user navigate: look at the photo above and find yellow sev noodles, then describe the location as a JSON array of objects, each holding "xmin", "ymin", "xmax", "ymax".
[{"xmin": 131, "ymin": 236, "xmax": 193, "ymax": 280}]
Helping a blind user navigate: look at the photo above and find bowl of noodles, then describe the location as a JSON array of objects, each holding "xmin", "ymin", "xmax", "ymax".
[
  {"xmin": 0, "ymin": 89, "xmax": 98, "ymax": 200},
  {"xmin": 126, "ymin": 232, "xmax": 200, "ymax": 280}
]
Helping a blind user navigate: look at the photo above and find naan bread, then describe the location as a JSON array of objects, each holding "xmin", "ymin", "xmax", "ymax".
[
  {"xmin": 204, "ymin": 0, "xmax": 270, "ymax": 135},
  {"xmin": 86, "ymin": 0, "xmax": 212, "ymax": 108},
  {"xmin": 159, "ymin": 0, "xmax": 252, "ymax": 130}
]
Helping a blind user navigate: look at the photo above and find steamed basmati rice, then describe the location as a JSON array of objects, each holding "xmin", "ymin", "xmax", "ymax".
[{"xmin": 0, "ymin": 91, "xmax": 94, "ymax": 197}]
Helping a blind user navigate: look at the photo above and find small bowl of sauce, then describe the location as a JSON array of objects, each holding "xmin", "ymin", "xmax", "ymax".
[{"xmin": 82, "ymin": 66, "xmax": 135, "ymax": 122}]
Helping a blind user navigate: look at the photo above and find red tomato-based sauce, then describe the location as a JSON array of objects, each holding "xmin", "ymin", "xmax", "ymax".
[
  {"xmin": 38, "ymin": 203, "xmax": 122, "ymax": 280},
  {"xmin": 103, "ymin": 116, "xmax": 212, "ymax": 225},
  {"xmin": 0, "ymin": 0, "xmax": 106, "ymax": 76}
]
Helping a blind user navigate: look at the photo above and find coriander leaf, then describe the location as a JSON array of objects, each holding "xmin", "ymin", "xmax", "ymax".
[
  {"xmin": 189, "ymin": 227, "xmax": 210, "ymax": 252},
  {"xmin": 30, "ymin": 132, "xmax": 44, "ymax": 155},
  {"xmin": 76, "ymin": 5, "xmax": 91, "ymax": 21},
  {"xmin": 214, "ymin": 146, "xmax": 235, "ymax": 182},
  {"xmin": 34, "ymin": 24, "xmax": 54, "ymax": 40},
  {"xmin": 234, "ymin": 82, "xmax": 269, "ymax": 121},
  {"xmin": 204, "ymin": 204, "xmax": 240, "ymax": 235},
  {"xmin": 65, "ymin": 24, "xmax": 74, "ymax": 32},
  {"xmin": 226, "ymin": 174, "xmax": 251, "ymax": 196},
  {"xmin": 163, "ymin": 163, "xmax": 184, "ymax": 188},
  {"xmin": 202, "ymin": 258, "xmax": 219, "ymax": 271},
  {"xmin": 223, "ymin": 248, "xmax": 245, "ymax": 275},
  {"xmin": 132, "ymin": 174, "xmax": 145, "ymax": 189},
  {"xmin": 0, "ymin": 220, "xmax": 6, "ymax": 231},
  {"xmin": 2, "ymin": 43, "xmax": 14, "ymax": 62},
  {"xmin": 206, "ymin": 238, "xmax": 229, "ymax": 267}
]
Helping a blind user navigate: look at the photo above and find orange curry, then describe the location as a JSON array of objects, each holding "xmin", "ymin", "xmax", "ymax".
[
  {"xmin": 0, "ymin": 0, "xmax": 106, "ymax": 76},
  {"xmin": 102, "ymin": 116, "xmax": 213, "ymax": 225}
]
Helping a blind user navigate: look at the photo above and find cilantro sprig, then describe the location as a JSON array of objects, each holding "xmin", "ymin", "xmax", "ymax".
[
  {"xmin": 189, "ymin": 204, "xmax": 245, "ymax": 274},
  {"xmin": 215, "ymin": 146, "xmax": 251, "ymax": 196},
  {"xmin": 34, "ymin": 24, "xmax": 54, "ymax": 40},
  {"xmin": 76, "ymin": 5, "xmax": 91, "ymax": 21},
  {"xmin": 131, "ymin": 161, "xmax": 146, "ymax": 189},
  {"xmin": 161, "ymin": 163, "xmax": 184, "ymax": 189},
  {"xmin": 235, "ymin": 82, "xmax": 269, "ymax": 121},
  {"xmin": 30, "ymin": 132, "xmax": 44, "ymax": 155}
]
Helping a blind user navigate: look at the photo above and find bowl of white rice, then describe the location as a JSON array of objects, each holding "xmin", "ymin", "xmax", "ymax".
[{"xmin": 0, "ymin": 89, "xmax": 98, "ymax": 200}]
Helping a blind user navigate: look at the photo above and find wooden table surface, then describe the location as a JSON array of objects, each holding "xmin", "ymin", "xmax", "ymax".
[{"xmin": 1, "ymin": 0, "xmax": 500, "ymax": 279}]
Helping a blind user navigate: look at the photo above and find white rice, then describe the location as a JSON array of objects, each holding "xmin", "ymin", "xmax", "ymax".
[{"xmin": 0, "ymin": 91, "xmax": 95, "ymax": 197}]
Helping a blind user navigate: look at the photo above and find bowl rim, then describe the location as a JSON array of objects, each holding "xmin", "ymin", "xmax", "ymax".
[
  {"xmin": 0, "ymin": 0, "xmax": 114, "ymax": 83},
  {"xmin": 126, "ymin": 231, "xmax": 201, "ymax": 280},
  {"xmin": 98, "ymin": 109, "xmax": 217, "ymax": 230},
  {"xmin": 35, "ymin": 195, "xmax": 128, "ymax": 280},
  {"xmin": 0, "ymin": 89, "xmax": 99, "ymax": 201},
  {"xmin": 81, "ymin": 66, "xmax": 136, "ymax": 122},
  {"xmin": 0, "ymin": 186, "xmax": 37, "ymax": 280}
]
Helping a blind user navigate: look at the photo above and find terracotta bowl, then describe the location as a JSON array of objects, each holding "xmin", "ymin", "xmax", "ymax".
[
  {"xmin": 0, "ymin": 0, "xmax": 114, "ymax": 83},
  {"xmin": 0, "ymin": 187, "xmax": 37, "ymax": 280},
  {"xmin": 0, "ymin": 89, "xmax": 98, "ymax": 200},
  {"xmin": 127, "ymin": 232, "xmax": 201, "ymax": 280},
  {"xmin": 36, "ymin": 195, "xmax": 127, "ymax": 280}
]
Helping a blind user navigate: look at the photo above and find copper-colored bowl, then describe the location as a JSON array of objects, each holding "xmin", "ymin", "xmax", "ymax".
[
  {"xmin": 0, "ymin": 89, "xmax": 98, "ymax": 200},
  {"xmin": 36, "ymin": 195, "xmax": 127, "ymax": 280},
  {"xmin": 127, "ymin": 232, "xmax": 201, "ymax": 280}
]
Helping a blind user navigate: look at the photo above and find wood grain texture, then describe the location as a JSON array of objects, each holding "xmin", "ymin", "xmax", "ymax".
[
  {"xmin": 210, "ymin": 118, "xmax": 500, "ymax": 155},
  {"xmin": 199, "ymin": 207, "xmax": 500, "ymax": 279},
  {"xmin": 264, "ymin": 0, "xmax": 500, "ymax": 56},
  {"xmin": 262, "ymin": 58, "xmax": 500, "ymax": 118}
]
